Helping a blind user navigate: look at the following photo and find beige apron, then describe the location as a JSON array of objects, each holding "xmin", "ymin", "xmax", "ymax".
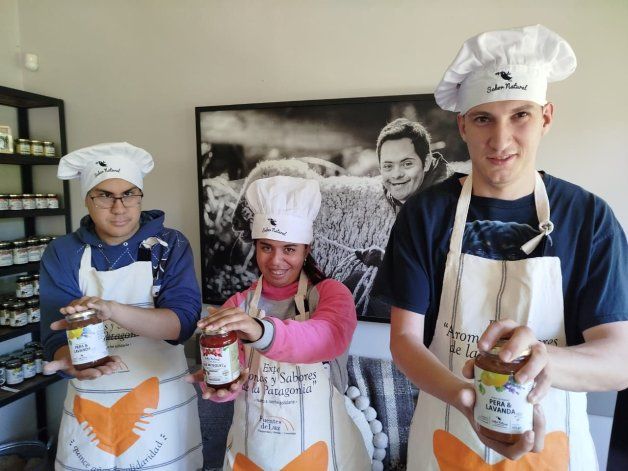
[
  {"xmin": 55, "ymin": 244, "xmax": 203, "ymax": 470},
  {"xmin": 223, "ymin": 273, "xmax": 370, "ymax": 471},
  {"xmin": 407, "ymin": 173, "xmax": 597, "ymax": 470}
]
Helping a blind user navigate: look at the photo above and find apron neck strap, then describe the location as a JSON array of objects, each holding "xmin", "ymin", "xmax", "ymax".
[
  {"xmin": 249, "ymin": 272, "xmax": 310, "ymax": 320},
  {"xmin": 449, "ymin": 172, "xmax": 553, "ymax": 256}
]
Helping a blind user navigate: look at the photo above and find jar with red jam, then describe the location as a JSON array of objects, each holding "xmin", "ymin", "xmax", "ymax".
[
  {"xmin": 200, "ymin": 327, "xmax": 240, "ymax": 389},
  {"xmin": 65, "ymin": 309, "xmax": 111, "ymax": 371},
  {"xmin": 474, "ymin": 339, "xmax": 533, "ymax": 444}
]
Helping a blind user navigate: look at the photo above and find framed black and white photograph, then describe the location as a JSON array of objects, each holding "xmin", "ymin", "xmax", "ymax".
[{"xmin": 196, "ymin": 94, "xmax": 469, "ymax": 322}]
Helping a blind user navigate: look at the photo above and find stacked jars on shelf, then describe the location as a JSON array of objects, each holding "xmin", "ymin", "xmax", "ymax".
[
  {"xmin": 0, "ymin": 273, "xmax": 40, "ymax": 328},
  {"xmin": 0, "ymin": 236, "xmax": 54, "ymax": 267},
  {"xmin": 0, "ymin": 193, "xmax": 59, "ymax": 211},
  {"xmin": 0, "ymin": 341, "xmax": 52, "ymax": 388}
]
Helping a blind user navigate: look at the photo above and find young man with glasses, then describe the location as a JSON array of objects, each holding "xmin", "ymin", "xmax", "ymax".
[{"xmin": 39, "ymin": 142, "xmax": 203, "ymax": 470}]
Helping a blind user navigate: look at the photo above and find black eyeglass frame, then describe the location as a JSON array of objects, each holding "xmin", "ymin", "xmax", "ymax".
[{"xmin": 88, "ymin": 191, "xmax": 144, "ymax": 209}]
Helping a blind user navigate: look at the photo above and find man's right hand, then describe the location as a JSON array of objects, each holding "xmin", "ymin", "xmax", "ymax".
[{"xmin": 44, "ymin": 346, "xmax": 122, "ymax": 381}]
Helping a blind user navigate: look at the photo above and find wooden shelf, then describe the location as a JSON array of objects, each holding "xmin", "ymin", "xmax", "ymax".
[
  {"xmin": 0, "ymin": 209, "xmax": 65, "ymax": 219},
  {"xmin": 0, "ymin": 154, "xmax": 60, "ymax": 165},
  {"xmin": 0, "ymin": 323, "xmax": 39, "ymax": 342},
  {"xmin": 0, "ymin": 262, "xmax": 39, "ymax": 277},
  {"xmin": 0, "ymin": 374, "xmax": 62, "ymax": 408},
  {"xmin": 0, "ymin": 86, "xmax": 63, "ymax": 109}
]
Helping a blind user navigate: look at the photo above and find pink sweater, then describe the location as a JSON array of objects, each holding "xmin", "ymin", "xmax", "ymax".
[{"xmin": 208, "ymin": 277, "xmax": 357, "ymax": 402}]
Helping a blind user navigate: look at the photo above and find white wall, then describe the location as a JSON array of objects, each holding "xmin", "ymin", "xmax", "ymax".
[{"xmin": 3, "ymin": 0, "xmax": 626, "ymax": 464}]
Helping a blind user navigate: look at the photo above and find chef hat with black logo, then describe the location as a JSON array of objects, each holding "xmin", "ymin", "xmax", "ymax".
[
  {"xmin": 246, "ymin": 176, "xmax": 321, "ymax": 244},
  {"xmin": 434, "ymin": 24, "xmax": 577, "ymax": 114},
  {"xmin": 57, "ymin": 142, "xmax": 154, "ymax": 198}
]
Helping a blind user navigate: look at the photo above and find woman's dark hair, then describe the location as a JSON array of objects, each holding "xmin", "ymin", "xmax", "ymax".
[{"xmin": 303, "ymin": 252, "xmax": 328, "ymax": 285}]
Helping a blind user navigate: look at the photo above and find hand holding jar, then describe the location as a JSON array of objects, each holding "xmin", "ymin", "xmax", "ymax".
[{"xmin": 457, "ymin": 319, "xmax": 550, "ymax": 460}]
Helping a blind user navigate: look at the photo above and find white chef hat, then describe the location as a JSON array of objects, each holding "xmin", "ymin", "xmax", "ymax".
[
  {"xmin": 57, "ymin": 142, "xmax": 154, "ymax": 198},
  {"xmin": 434, "ymin": 24, "xmax": 577, "ymax": 114},
  {"xmin": 246, "ymin": 176, "xmax": 321, "ymax": 244}
]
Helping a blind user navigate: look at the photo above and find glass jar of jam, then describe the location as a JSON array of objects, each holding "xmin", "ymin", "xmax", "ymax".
[
  {"xmin": 46, "ymin": 193, "xmax": 59, "ymax": 209},
  {"xmin": 21, "ymin": 352, "xmax": 37, "ymax": 379},
  {"xmin": 22, "ymin": 194, "xmax": 36, "ymax": 210},
  {"xmin": 10, "ymin": 300, "xmax": 27, "ymax": 327},
  {"xmin": 12, "ymin": 240, "xmax": 29, "ymax": 264},
  {"xmin": 35, "ymin": 193, "xmax": 47, "ymax": 209},
  {"xmin": 65, "ymin": 309, "xmax": 111, "ymax": 370},
  {"xmin": 200, "ymin": 327, "xmax": 241, "ymax": 389},
  {"xmin": 16, "ymin": 138, "xmax": 31, "ymax": 155},
  {"xmin": 0, "ymin": 299, "xmax": 12, "ymax": 326},
  {"xmin": 9, "ymin": 194, "xmax": 23, "ymax": 211},
  {"xmin": 6, "ymin": 358, "xmax": 24, "ymax": 385},
  {"xmin": 16, "ymin": 275, "xmax": 34, "ymax": 299},
  {"xmin": 0, "ymin": 241, "xmax": 13, "ymax": 266},
  {"xmin": 0, "ymin": 356, "xmax": 7, "ymax": 386},
  {"xmin": 26, "ymin": 297, "xmax": 40, "ymax": 323},
  {"xmin": 38, "ymin": 236, "xmax": 51, "ymax": 257},
  {"xmin": 32, "ymin": 273, "xmax": 40, "ymax": 295},
  {"xmin": 27, "ymin": 238, "xmax": 41, "ymax": 262},
  {"xmin": 0, "ymin": 194, "xmax": 8, "ymax": 211},
  {"xmin": 474, "ymin": 340, "xmax": 533, "ymax": 444},
  {"xmin": 43, "ymin": 141, "xmax": 56, "ymax": 157},
  {"xmin": 34, "ymin": 350, "xmax": 44, "ymax": 374},
  {"xmin": 30, "ymin": 140, "xmax": 44, "ymax": 156}
]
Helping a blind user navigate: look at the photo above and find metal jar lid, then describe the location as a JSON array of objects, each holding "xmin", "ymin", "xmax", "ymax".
[
  {"xmin": 202, "ymin": 326, "xmax": 228, "ymax": 335},
  {"xmin": 12, "ymin": 240, "xmax": 27, "ymax": 247},
  {"xmin": 0, "ymin": 241, "xmax": 11, "ymax": 248},
  {"xmin": 66, "ymin": 309, "xmax": 99, "ymax": 322},
  {"xmin": 17, "ymin": 275, "xmax": 32, "ymax": 283},
  {"xmin": 488, "ymin": 339, "xmax": 531, "ymax": 359}
]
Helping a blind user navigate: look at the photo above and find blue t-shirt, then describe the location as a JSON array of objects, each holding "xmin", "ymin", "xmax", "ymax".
[
  {"xmin": 373, "ymin": 173, "xmax": 628, "ymax": 347},
  {"xmin": 40, "ymin": 210, "xmax": 202, "ymax": 360}
]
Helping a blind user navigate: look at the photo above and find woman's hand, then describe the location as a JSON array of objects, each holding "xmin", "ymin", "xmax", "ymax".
[
  {"xmin": 198, "ymin": 306, "xmax": 263, "ymax": 342},
  {"xmin": 185, "ymin": 368, "xmax": 250, "ymax": 400},
  {"xmin": 43, "ymin": 345, "xmax": 123, "ymax": 381}
]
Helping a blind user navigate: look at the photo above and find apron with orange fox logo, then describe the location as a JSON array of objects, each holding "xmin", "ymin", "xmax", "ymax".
[
  {"xmin": 55, "ymin": 244, "xmax": 203, "ymax": 470},
  {"xmin": 408, "ymin": 173, "xmax": 598, "ymax": 470},
  {"xmin": 224, "ymin": 273, "xmax": 371, "ymax": 471}
]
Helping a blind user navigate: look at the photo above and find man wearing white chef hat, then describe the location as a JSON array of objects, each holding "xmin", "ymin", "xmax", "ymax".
[
  {"xmin": 39, "ymin": 142, "xmax": 203, "ymax": 470},
  {"xmin": 375, "ymin": 25, "xmax": 628, "ymax": 470}
]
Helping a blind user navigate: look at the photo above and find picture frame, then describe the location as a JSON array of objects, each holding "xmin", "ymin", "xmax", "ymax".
[
  {"xmin": 0, "ymin": 125, "xmax": 13, "ymax": 154},
  {"xmin": 196, "ymin": 94, "xmax": 469, "ymax": 322}
]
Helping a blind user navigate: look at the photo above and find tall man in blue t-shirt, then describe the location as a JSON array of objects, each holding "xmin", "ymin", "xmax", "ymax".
[{"xmin": 374, "ymin": 25, "xmax": 628, "ymax": 470}]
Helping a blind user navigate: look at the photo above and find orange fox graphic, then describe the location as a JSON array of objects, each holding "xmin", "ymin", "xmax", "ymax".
[
  {"xmin": 233, "ymin": 441, "xmax": 328, "ymax": 470},
  {"xmin": 433, "ymin": 429, "xmax": 569, "ymax": 470},
  {"xmin": 73, "ymin": 377, "xmax": 159, "ymax": 456}
]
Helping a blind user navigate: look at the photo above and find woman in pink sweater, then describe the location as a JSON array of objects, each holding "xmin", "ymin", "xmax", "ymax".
[{"xmin": 189, "ymin": 176, "xmax": 370, "ymax": 471}]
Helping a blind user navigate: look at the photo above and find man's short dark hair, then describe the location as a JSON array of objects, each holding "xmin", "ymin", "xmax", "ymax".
[{"xmin": 376, "ymin": 118, "xmax": 432, "ymax": 164}]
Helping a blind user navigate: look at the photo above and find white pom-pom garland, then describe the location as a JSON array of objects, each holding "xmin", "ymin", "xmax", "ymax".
[
  {"xmin": 364, "ymin": 406, "xmax": 377, "ymax": 422},
  {"xmin": 369, "ymin": 419, "xmax": 383, "ymax": 434},
  {"xmin": 373, "ymin": 448, "xmax": 386, "ymax": 461},
  {"xmin": 373, "ymin": 432, "xmax": 388, "ymax": 449},
  {"xmin": 355, "ymin": 396, "xmax": 370, "ymax": 411},
  {"xmin": 346, "ymin": 386, "xmax": 361, "ymax": 400},
  {"xmin": 372, "ymin": 460, "xmax": 384, "ymax": 471}
]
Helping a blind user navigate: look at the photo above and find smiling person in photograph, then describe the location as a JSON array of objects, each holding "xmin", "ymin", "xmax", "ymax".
[{"xmin": 377, "ymin": 117, "xmax": 453, "ymax": 213}]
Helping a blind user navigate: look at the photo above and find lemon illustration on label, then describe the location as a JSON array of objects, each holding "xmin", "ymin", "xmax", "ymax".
[
  {"xmin": 480, "ymin": 370, "xmax": 509, "ymax": 388},
  {"xmin": 68, "ymin": 327, "xmax": 84, "ymax": 340}
]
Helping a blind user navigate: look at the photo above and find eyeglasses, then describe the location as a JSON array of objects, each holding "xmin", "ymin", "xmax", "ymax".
[{"xmin": 89, "ymin": 192, "xmax": 144, "ymax": 209}]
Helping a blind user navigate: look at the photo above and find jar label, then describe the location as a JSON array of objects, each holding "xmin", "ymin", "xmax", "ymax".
[
  {"xmin": 22, "ymin": 362, "xmax": 37, "ymax": 378},
  {"xmin": 201, "ymin": 342, "xmax": 240, "ymax": 385},
  {"xmin": 35, "ymin": 198, "xmax": 47, "ymax": 209},
  {"xmin": 6, "ymin": 367, "xmax": 24, "ymax": 385},
  {"xmin": 0, "ymin": 367, "xmax": 5, "ymax": 385},
  {"xmin": 28, "ymin": 308, "xmax": 40, "ymax": 323},
  {"xmin": 0, "ymin": 252, "xmax": 12, "ymax": 266},
  {"xmin": 0, "ymin": 200, "xmax": 8, "ymax": 211},
  {"xmin": 35, "ymin": 358, "xmax": 43, "ymax": 374},
  {"xmin": 474, "ymin": 365, "xmax": 534, "ymax": 435},
  {"xmin": 9, "ymin": 200, "xmax": 23, "ymax": 210},
  {"xmin": 11, "ymin": 312, "xmax": 27, "ymax": 327},
  {"xmin": 67, "ymin": 322, "xmax": 109, "ymax": 365},
  {"xmin": 22, "ymin": 199, "xmax": 36, "ymax": 210},
  {"xmin": 16, "ymin": 285, "xmax": 34, "ymax": 298}
]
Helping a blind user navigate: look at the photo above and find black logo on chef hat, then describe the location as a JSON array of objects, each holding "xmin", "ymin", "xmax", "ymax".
[
  {"xmin": 495, "ymin": 71, "xmax": 512, "ymax": 81},
  {"xmin": 96, "ymin": 161, "xmax": 108, "ymax": 167},
  {"xmin": 268, "ymin": 218, "xmax": 277, "ymax": 226}
]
